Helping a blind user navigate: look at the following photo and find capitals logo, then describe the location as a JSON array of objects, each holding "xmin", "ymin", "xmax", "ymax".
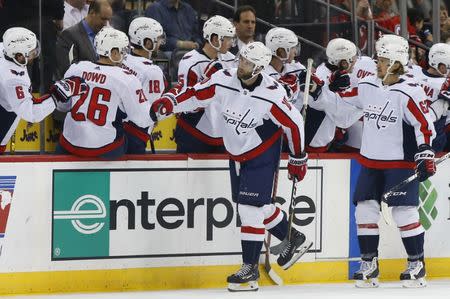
[
  {"xmin": 0, "ymin": 176, "xmax": 16, "ymax": 255},
  {"xmin": 363, "ymin": 101, "xmax": 398, "ymax": 129}
]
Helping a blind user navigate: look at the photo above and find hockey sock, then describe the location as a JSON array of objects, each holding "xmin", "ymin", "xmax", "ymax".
[
  {"xmin": 267, "ymin": 212, "xmax": 288, "ymax": 241},
  {"xmin": 357, "ymin": 235, "xmax": 379, "ymax": 261},
  {"xmin": 401, "ymin": 232, "xmax": 425, "ymax": 261},
  {"xmin": 241, "ymin": 240, "xmax": 264, "ymax": 264}
]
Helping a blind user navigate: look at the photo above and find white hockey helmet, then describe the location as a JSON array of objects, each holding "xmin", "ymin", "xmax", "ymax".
[
  {"xmin": 239, "ymin": 41, "xmax": 272, "ymax": 77},
  {"xmin": 128, "ymin": 17, "xmax": 165, "ymax": 53},
  {"xmin": 265, "ymin": 27, "xmax": 300, "ymax": 62},
  {"xmin": 2, "ymin": 27, "xmax": 39, "ymax": 66},
  {"xmin": 376, "ymin": 34, "xmax": 409, "ymax": 67},
  {"xmin": 203, "ymin": 15, "xmax": 236, "ymax": 51},
  {"xmin": 428, "ymin": 43, "xmax": 450, "ymax": 76},
  {"xmin": 326, "ymin": 38, "xmax": 358, "ymax": 66},
  {"xmin": 95, "ymin": 27, "xmax": 129, "ymax": 63}
]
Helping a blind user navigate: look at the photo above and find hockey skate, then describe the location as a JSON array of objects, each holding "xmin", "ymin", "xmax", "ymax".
[
  {"xmin": 353, "ymin": 257, "xmax": 379, "ymax": 288},
  {"xmin": 400, "ymin": 260, "xmax": 427, "ymax": 288},
  {"xmin": 227, "ymin": 263, "xmax": 259, "ymax": 292},
  {"xmin": 277, "ymin": 228, "xmax": 313, "ymax": 270}
]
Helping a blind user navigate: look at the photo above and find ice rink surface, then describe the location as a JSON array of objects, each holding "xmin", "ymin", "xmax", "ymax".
[{"xmin": 6, "ymin": 279, "xmax": 450, "ymax": 299}]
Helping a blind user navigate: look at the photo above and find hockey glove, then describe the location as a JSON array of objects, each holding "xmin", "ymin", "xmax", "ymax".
[
  {"xmin": 150, "ymin": 94, "xmax": 176, "ymax": 122},
  {"xmin": 297, "ymin": 70, "xmax": 324, "ymax": 101},
  {"xmin": 50, "ymin": 76, "xmax": 88, "ymax": 103},
  {"xmin": 204, "ymin": 61, "xmax": 223, "ymax": 79},
  {"xmin": 288, "ymin": 152, "xmax": 308, "ymax": 182},
  {"xmin": 328, "ymin": 70, "xmax": 350, "ymax": 92},
  {"xmin": 414, "ymin": 144, "xmax": 436, "ymax": 182},
  {"xmin": 279, "ymin": 74, "xmax": 299, "ymax": 99},
  {"xmin": 438, "ymin": 77, "xmax": 450, "ymax": 104}
]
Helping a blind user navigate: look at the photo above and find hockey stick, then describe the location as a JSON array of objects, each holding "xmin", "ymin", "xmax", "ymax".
[
  {"xmin": 263, "ymin": 145, "xmax": 283, "ymax": 286},
  {"xmin": 381, "ymin": 152, "xmax": 450, "ymax": 225},
  {"xmin": 287, "ymin": 58, "xmax": 313, "ymax": 240}
]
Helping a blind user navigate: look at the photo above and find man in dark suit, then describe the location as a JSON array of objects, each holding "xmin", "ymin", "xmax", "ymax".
[
  {"xmin": 56, "ymin": 0, "xmax": 112, "ymax": 78},
  {"xmin": 229, "ymin": 5, "xmax": 256, "ymax": 55}
]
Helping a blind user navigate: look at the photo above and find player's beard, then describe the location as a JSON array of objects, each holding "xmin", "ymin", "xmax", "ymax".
[{"xmin": 238, "ymin": 67, "xmax": 253, "ymax": 81}]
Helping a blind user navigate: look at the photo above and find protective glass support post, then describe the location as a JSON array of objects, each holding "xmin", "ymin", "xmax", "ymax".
[
  {"xmin": 432, "ymin": 0, "xmax": 441, "ymax": 43},
  {"xmin": 367, "ymin": 19, "xmax": 374, "ymax": 57},
  {"xmin": 326, "ymin": 0, "xmax": 330, "ymax": 44},
  {"xmin": 399, "ymin": 0, "xmax": 407, "ymax": 38},
  {"xmin": 234, "ymin": 0, "xmax": 238, "ymax": 11},
  {"xmin": 39, "ymin": 0, "xmax": 45, "ymax": 154},
  {"xmin": 351, "ymin": 0, "xmax": 359, "ymax": 50},
  {"xmin": 137, "ymin": 0, "xmax": 143, "ymax": 16}
]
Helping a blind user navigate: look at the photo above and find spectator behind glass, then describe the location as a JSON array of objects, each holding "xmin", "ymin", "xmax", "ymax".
[
  {"xmin": 145, "ymin": 0, "xmax": 202, "ymax": 55},
  {"xmin": 108, "ymin": 0, "xmax": 137, "ymax": 32},
  {"xmin": 230, "ymin": 5, "xmax": 256, "ymax": 55},
  {"xmin": 409, "ymin": 8, "xmax": 433, "ymax": 47},
  {"xmin": 56, "ymin": 0, "xmax": 112, "ymax": 78},
  {"xmin": 64, "ymin": 0, "xmax": 90, "ymax": 29}
]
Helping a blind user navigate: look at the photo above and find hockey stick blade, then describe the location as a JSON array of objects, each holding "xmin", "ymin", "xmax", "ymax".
[
  {"xmin": 381, "ymin": 152, "xmax": 450, "ymax": 225},
  {"xmin": 264, "ymin": 235, "xmax": 283, "ymax": 286}
]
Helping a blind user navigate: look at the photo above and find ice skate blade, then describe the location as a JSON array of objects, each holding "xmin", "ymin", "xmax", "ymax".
[
  {"xmin": 281, "ymin": 241, "xmax": 313, "ymax": 270},
  {"xmin": 355, "ymin": 278, "xmax": 379, "ymax": 288},
  {"xmin": 227, "ymin": 281, "xmax": 259, "ymax": 292},
  {"xmin": 402, "ymin": 278, "xmax": 427, "ymax": 288}
]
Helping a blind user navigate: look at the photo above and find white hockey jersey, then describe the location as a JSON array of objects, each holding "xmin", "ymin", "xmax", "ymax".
[
  {"xmin": 301, "ymin": 58, "xmax": 373, "ymax": 152},
  {"xmin": 328, "ymin": 76, "xmax": 435, "ymax": 168},
  {"xmin": 406, "ymin": 65, "xmax": 449, "ymax": 151},
  {"xmin": 175, "ymin": 49, "xmax": 227, "ymax": 146},
  {"xmin": 60, "ymin": 61, "xmax": 152, "ymax": 155},
  {"xmin": 121, "ymin": 53, "xmax": 166, "ymax": 104},
  {"xmin": 344, "ymin": 56, "xmax": 377, "ymax": 150},
  {"xmin": 0, "ymin": 58, "xmax": 56, "ymax": 152},
  {"xmin": 171, "ymin": 69, "xmax": 305, "ymax": 160}
]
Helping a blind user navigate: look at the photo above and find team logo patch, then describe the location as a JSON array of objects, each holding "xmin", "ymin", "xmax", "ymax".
[{"xmin": 363, "ymin": 101, "xmax": 398, "ymax": 129}]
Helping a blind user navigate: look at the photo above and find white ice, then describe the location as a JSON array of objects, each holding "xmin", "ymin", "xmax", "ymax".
[{"xmin": 5, "ymin": 280, "xmax": 450, "ymax": 299}]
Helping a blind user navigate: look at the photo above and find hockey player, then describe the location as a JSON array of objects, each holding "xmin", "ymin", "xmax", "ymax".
[
  {"xmin": 405, "ymin": 43, "xmax": 450, "ymax": 152},
  {"xmin": 0, "ymin": 27, "xmax": 85, "ymax": 154},
  {"xmin": 324, "ymin": 35, "xmax": 435, "ymax": 288},
  {"xmin": 263, "ymin": 26, "xmax": 306, "ymax": 110},
  {"xmin": 57, "ymin": 27, "xmax": 153, "ymax": 159},
  {"xmin": 121, "ymin": 17, "xmax": 167, "ymax": 153},
  {"xmin": 306, "ymin": 38, "xmax": 358, "ymax": 152},
  {"xmin": 174, "ymin": 15, "xmax": 236, "ymax": 153},
  {"xmin": 151, "ymin": 42, "xmax": 312, "ymax": 292}
]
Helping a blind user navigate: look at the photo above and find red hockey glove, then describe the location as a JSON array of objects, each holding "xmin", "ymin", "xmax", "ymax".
[
  {"xmin": 329, "ymin": 69, "xmax": 350, "ymax": 92},
  {"xmin": 204, "ymin": 61, "xmax": 223, "ymax": 79},
  {"xmin": 288, "ymin": 152, "xmax": 308, "ymax": 182},
  {"xmin": 279, "ymin": 74, "xmax": 299, "ymax": 99},
  {"xmin": 438, "ymin": 77, "xmax": 450, "ymax": 104},
  {"xmin": 150, "ymin": 94, "xmax": 176, "ymax": 122},
  {"xmin": 414, "ymin": 144, "xmax": 436, "ymax": 182},
  {"xmin": 50, "ymin": 76, "xmax": 88, "ymax": 103}
]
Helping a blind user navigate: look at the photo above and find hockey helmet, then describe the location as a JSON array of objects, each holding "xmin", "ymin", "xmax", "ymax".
[
  {"xmin": 376, "ymin": 34, "xmax": 409, "ymax": 67},
  {"xmin": 128, "ymin": 17, "xmax": 165, "ymax": 53},
  {"xmin": 326, "ymin": 38, "xmax": 358, "ymax": 67},
  {"xmin": 239, "ymin": 41, "xmax": 272, "ymax": 77},
  {"xmin": 203, "ymin": 15, "xmax": 236, "ymax": 51},
  {"xmin": 265, "ymin": 27, "xmax": 300, "ymax": 62},
  {"xmin": 95, "ymin": 27, "xmax": 129, "ymax": 63},
  {"xmin": 2, "ymin": 27, "xmax": 39, "ymax": 66},
  {"xmin": 428, "ymin": 43, "xmax": 450, "ymax": 76}
]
